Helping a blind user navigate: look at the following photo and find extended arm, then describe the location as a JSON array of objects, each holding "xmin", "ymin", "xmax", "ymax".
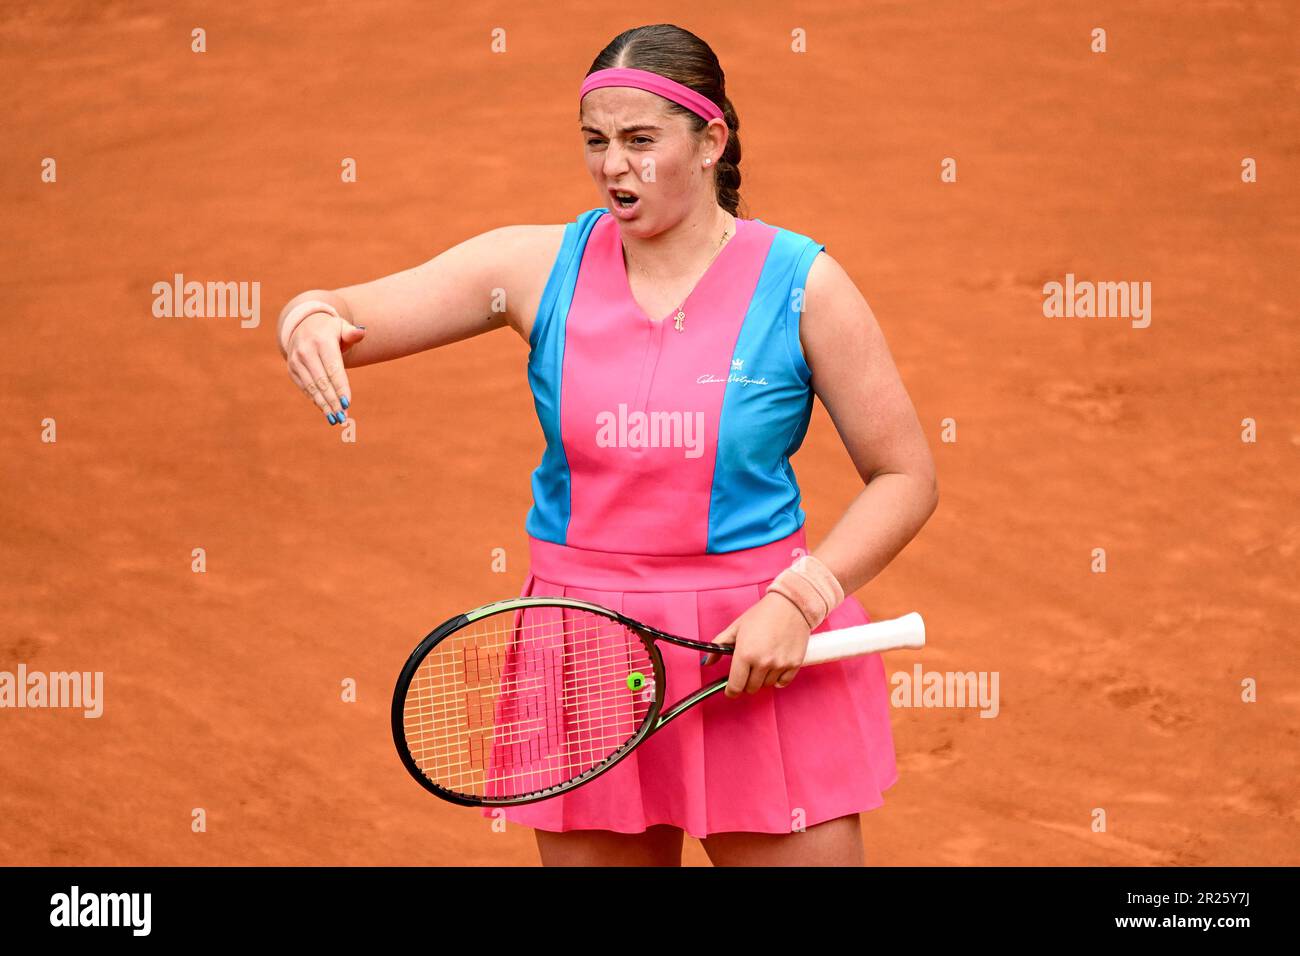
[{"xmin": 275, "ymin": 224, "xmax": 561, "ymax": 420}]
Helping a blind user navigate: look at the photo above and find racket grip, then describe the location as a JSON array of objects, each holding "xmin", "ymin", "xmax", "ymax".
[{"xmin": 801, "ymin": 612, "xmax": 926, "ymax": 665}]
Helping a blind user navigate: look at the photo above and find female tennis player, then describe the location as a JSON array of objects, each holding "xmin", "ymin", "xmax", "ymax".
[{"xmin": 276, "ymin": 24, "xmax": 937, "ymax": 867}]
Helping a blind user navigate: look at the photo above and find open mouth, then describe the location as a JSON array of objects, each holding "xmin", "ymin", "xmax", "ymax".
[{"xmin": 610, "ymin": 188, "xmax": 639, "ymax": 208}]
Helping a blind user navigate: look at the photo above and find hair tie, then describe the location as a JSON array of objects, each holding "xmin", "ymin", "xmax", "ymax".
[{"xmin": 279, "ymin": 299, "xmax": 340, "ymax": 356}]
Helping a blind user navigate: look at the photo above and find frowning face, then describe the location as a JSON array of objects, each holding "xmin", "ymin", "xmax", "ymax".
[{"xmin": 580, "ymin": 86, "xmax": 726, "ymax": 238}]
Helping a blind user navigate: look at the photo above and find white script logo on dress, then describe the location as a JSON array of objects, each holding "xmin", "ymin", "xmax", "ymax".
[
  {"xmin": 595, "ymin": 404, "xmax": 706, "ymax": 459},
  {"xmin": 697, "ymin": 357, "xmax": 769, "ymax": 388}
]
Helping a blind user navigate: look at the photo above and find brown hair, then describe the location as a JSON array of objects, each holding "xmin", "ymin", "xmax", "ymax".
[{"xmin": 585, "ymin": 24, "xmax": 745, "ymax": 218}]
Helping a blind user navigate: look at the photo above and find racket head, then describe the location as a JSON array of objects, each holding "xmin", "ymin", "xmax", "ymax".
[{"xmin": 391, "ymin": 597, "xmax": 668, "ymax": 807}]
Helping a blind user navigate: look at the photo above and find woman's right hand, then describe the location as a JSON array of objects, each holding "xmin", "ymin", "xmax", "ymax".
[{"xmin": 285, "ymin": 310, "xmax": 367, "ymax": 425}]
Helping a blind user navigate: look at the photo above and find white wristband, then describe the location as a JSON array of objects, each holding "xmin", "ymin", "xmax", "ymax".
[{"xmin": 279, "ymin": 299, "xmax": 340, "ymax": 355}]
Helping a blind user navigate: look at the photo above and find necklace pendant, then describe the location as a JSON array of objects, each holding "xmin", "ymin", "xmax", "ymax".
[{"xmin": 673, "ymin": 310, "xmax": 686, "ymax": 332}]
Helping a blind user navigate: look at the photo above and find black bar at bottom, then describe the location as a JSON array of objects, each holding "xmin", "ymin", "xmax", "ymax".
[{"xmin": 0, "ymin": 866, "xmax": 1281, "ymax": 941}]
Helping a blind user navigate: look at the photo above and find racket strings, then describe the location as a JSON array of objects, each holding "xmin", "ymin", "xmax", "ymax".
[
  {"xmin": 405, "ymin": 639, "xmax": 658, "ymax": 699},
  {"xmin": 401, "ymin": 608, "xmax": 656, "ymax": 800},
  {"xmin": 404, "ymin": 618, "xmax": 650, "ymax": 794}
]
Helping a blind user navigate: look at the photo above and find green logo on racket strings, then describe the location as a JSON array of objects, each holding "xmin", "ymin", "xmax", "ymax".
[{"xmin": 626, "ymin": 672, "xmax": 655, "ymax": 704}]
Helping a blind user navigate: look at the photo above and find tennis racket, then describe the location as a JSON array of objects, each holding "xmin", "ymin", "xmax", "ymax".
[{"xmin": 392, "ymin": 595, "xmax": 924, "ymax": 807}]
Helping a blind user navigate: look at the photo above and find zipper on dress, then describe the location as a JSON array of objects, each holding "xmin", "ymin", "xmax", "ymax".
[{"xmin": 631, "ymin": 316, "xmax": 668, "ymax": 425}]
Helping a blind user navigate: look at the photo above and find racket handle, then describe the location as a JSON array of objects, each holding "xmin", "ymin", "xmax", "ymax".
[{"xmin": 802, "ymin": 612, "xmax": 925, "ymax": 665}]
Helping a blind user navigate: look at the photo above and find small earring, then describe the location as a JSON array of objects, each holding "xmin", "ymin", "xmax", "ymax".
[{"xmin": 704, "ymin": 158, "xmax": 712, "ymax": 167}]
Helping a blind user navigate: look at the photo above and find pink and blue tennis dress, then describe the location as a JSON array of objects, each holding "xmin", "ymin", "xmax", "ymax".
[{"xmin": 486, "ymin": 207, "xmax": 898, "ymax": 837}]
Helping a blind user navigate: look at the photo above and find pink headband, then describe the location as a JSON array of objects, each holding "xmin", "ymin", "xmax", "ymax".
[{"xmin": 579, "ymin": 67, "xmax": 724, "ymax": 123}]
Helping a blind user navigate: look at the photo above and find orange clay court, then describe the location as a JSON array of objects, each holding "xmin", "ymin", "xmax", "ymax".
[{"xmin": 0, "ymin": 2, "xmax": 1296, "ymax": 866}]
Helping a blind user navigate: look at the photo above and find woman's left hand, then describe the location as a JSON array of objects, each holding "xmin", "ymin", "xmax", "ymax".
[{"xmin": 701, "ymin": 591, "xmax": 812, "ymax": 698}]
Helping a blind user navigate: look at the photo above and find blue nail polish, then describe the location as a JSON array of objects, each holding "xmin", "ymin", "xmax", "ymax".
[
  {"xmin": 340, "ymin": 396, "xmax": 350, "ymax": 410},
  {"xmin": 327, "ymin": 412, "xmax": 337, "ymax": 424},
  {"xmin": 337, "ymin": 410, "xmax": 346, "ymax": 422},
  {"xmin": 700, "ymin": 654, "xmax": 709, "ymax": 665}
]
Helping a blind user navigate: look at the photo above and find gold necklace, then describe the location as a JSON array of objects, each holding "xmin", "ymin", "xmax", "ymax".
[{"xmin": 625, "ymin": 217, "xmax": 735, "ymax": 332}]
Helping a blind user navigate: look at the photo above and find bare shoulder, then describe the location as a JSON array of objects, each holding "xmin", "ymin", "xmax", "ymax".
[
  {"xmin": 797, "ymin": 249, "xmax": 903, "ymax": 394},
  {"xmin": 483, "ymin": 223, "xmax": 568, "ymax": 344},
  {"xmin": 801, "ymin": 250, "xmax": 881, "ymax": 354}
]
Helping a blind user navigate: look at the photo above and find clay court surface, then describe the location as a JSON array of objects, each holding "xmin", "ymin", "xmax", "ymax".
[{"xmin": 1, "ymin": 2, "xmax": 1296, "ymax": 866}]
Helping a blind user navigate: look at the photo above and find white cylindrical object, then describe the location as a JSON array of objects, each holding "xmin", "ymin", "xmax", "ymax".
[{"xmin": 801, "ymin": 612, "xmax": 925, "ymax": 665}]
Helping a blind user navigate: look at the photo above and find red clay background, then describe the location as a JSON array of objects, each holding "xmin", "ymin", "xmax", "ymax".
[{"xmin": 1, "ymin": 2, "xmax": 1296, "ymax": 866}]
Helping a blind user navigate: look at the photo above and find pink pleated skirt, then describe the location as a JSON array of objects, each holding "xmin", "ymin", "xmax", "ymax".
[{"xmin": 479, "ymin": 525, "xmax": 899, "ymax": 838}]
